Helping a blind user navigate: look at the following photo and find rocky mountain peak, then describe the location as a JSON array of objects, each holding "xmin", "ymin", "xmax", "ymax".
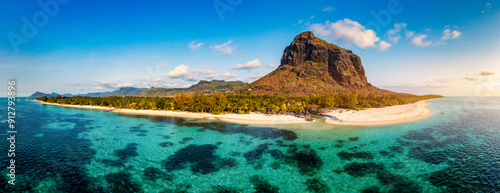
[
  {"xmin": 237, "ymin": 31, "xmax": 387, "ymax": 96},
  {"xmin": 280, "ymin": 31, "xmax": 369, "ymax": 88}
]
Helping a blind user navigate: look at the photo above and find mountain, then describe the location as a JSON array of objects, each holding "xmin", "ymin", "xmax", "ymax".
[
  {"xmin": 139, "ymin": 80, "xmax": 246, "ymax": 97},
  {"xmin": 29, "ymin": 92, "xmax": 73, "ymax": 98},
  {"xmin": 79, "ymin": 87, "xmax": 148, "ymax": 97},
  {"xmin": 237, "ymin": 31, "xmax": 391, "ymax": 96},
  {"xmin": 30, "ymin": 80, "xmax": 246, "ymax": 98}
]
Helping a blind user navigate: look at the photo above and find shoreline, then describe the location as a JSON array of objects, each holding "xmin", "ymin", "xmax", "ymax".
[
  {"xmin": 323, "ymin": 99, "xmax": 433, "ymax": 126},
  {"xmin": 35, "ymin": 100, "xmax": 311, "ymax": 125},
  {"xmin": 35, "ymin": 99, "xmax": 435, "ymax": 126}
]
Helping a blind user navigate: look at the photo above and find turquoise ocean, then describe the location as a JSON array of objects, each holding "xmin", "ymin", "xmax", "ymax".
[{"xmin": 1, "ymin": 97, "xmax": 499, "ymax": 192}]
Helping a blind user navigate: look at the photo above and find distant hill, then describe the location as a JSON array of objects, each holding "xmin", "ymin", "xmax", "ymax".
[
  {"xmin": 30, "ymin": 80, "xmax": 246, "ymax": 98},
  {"xmin": 80, "ymin": 87, "xmax": 148, "ymax": 97},
  {"xmin": 236, "ymin": 31, "xmax": 392, "ymax": 96},
  {"xmin": 138, "ymin": 80, "xmax": 246, "ymax": 97},
  {"xmin": 29, "ymin": 92, "xmax": 73, "ymax": 98}
]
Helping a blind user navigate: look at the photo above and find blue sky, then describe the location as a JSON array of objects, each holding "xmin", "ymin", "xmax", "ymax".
[{"xmin": 1, "ymin": 0, "xmax": 499, "ymax": 96}]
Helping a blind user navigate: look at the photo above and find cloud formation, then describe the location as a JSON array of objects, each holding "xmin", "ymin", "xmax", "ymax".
[
  {"xmin": 441, "ymin": 29, "xmax": 462, "ymax": 40},
  {"xmin": 387, "ymin": 23, "xmax": 407, "ymax": 43},
  {"xmin": 410, "ymin": 34, "xmax": 433, "ymax": 47},
  {"xmin": 167, "ymin": 64, "xmax": 190, "ymax": 78},
  {"xmin": 310, "ymin": 19, "xmax": 391, "ymax": 51},
  {"xmin": 480, "ymin": 70, "xmax": 495, "ymax": 76},
  {"xmin": 482, "ymin": 3, "xmax": 492, "ymax": 13},
  {"xmin": 222, "ymin": 72, "xmax": 239, "ymax": 80},
  {"xmin": 90, "ymin": 80, "xmax": 136, "ymax": 90},
  {"xmin": 322, "ymin": 7, "xmax": 334, "ymax": 12},
  {"xmin": 210, "ymin": 40, "xmax": 235, "ymax": 55},
  {"xmin": 246, "ymin": 72, "xmax": 263, "ymax": 82},
  {"xmin": 231, "ymin": 59, "xmax": 264, "ymax": 70},
  {"xmin": 464, "ymin": 71, "xmax": 495, "ymax": 82},
  {"xmin": 166, "ymin": 64, "xmax": 218, "ymax": 81},
  {"xmin": 188, "ymin": 41, "xmax": 204, "ymax": 51}
]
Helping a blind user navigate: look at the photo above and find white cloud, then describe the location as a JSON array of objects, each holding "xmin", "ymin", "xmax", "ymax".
[
  {"xmin": 167, "ymin": 64, "xmax": 190, "ymax": 78},
  {"xmin": 463, "ymin": 71, "xmax": 495, "ymax": 82},
  {"xmin": 91, "ymin": 87, "xmax": 104, "ymax": 90},
  {"xmin": 293, "ymin": 19, "xmax": 305, "ymax": 27},
  {"xmin": 482, "ymin": 3, "xmax": 492, "ymax": 13},
  {"xmin": 166, "ymin": 64, "xmax": 218, "ymax": 81},
  {"xmin": 77, "ymin": 87, "xmax": 84, "ymax": 90},
  {"xmin": 116, "ymin": 83, "xmax": 133, "ymax": 87},
  {"xmin": 378, "ymin": 41, "xmax": 392, "ymax": 51},
  {"xmin": 441, "ymin": 28, "xmax": 462, "ymax": 40},
  {"xmin": 267, "ymin": 64, "xmax": 277, "ymax": 69},
  {"xmin": 411, "ymin": 34, "xmax": 433, "ymax": 47},
  {"xmin": 405, "ymin": 30, "xmax": 415, "ymax": 38},
  {"xmin": 387, "ymin": 23, "xmax": 407, "ymax": 43},
  {"xmin": 210, "ymin": 40, "xmax": 235, "ymax": 56},
  {"xmin": 480, "ymin": 70, "xmax": 495, "ymax": 76},
  {"xmin": 464, "ymin": 76, "xmax": 479, "ymax": 81},
  {"xmin": 322, "ymin": 7, "xmax": 334, "ymax": 12},
  {"xmin": 188, "ymin": 41, "xmax": 204, "ymax": 51},
  {"xmin": 222, "ymin": 72, "xmax": 239, "ymax": 79},
  {"xmin": 91, "ymin": 80, "xmax": 136, "ymax": 90},
  {"xmin": 294, "ymin": 16, "xmax": 315, "ymax": 27},
  {"xmin": 310, "ymin": 18, "xmax": 391, "ymax": 51},
  {"xmin": 246, "ymin": 72, "xmax": 263, "ymax": 82},
  {"xmin": 192, "ymin": 68, "xmax": 218, "ymax": 79},
  {"xmin": 231, "ymin": 59, "xmax": 265, "ymax": 70}
]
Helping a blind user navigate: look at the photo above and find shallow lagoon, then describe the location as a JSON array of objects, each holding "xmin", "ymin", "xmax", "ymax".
[{"xmin": 1, "ymin": 97, "xmax": 499, "ymax": 192}]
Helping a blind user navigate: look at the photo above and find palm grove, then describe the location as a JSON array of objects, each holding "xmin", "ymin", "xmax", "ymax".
[{"xmin": 37, "ymin": 92, "xmax": 441, "ymax": 115}]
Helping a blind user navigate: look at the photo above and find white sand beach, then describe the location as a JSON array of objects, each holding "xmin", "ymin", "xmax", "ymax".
[
  {"xmin": 36, "ymin": 99, "xmax": 433, "ymax": 126},
  {"xmin": 36, "ymin": 100, "xmax": 310, "ymax": 125},
  {"xmin": 323, "ymin": 100, "xmax": 432, "ymax": 126}
]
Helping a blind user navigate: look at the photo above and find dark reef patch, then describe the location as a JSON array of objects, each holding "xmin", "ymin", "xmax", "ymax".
[
  {"xmin": 268, "ymin": 149, "xmax": 285, "ymax": 160},
  {"xmin": 409, "ymin": 147, "xmax": 448, "ymax": 164},
  {"xmin": 244, "ymin": 143, "xmax": 271, "ymax": 163},
  {"xmin": 249, "ymin": 175, "xmax": 279, "ymax": 193},
  {"xmin": 159, "ymin": 142, "xmax": 175, "ymax": 147},
  {"xmin": 115, "ymin": 143, "xmax": 139, "ymax": 160},
  {"xmin": 143, "ymin": 167, "xmax": 174, "ymax": 182},
  {"xmin": 229, "ymin": 151, "xmax": 241, "ymax": 157},
  {"xmin": 211, "ymin": 185, "xmax": 241, "ymax": 193},
  {"xmin": 379, "ymin": 150, "xmax": 390, "ymax": 156},
  {"xmin": 275, "ymin": 140, "xmax": 296, "ymax": 148},
  {"xmin": 179, "ymin": 137, "xmax": 194, "ymax": 144},
  {"xmin": 337, "ymin": 151, "xmax": 374, "ymax": 160},
  {"xmin": 163, "ymin": 144, "xmax": 236, "ymax": 175},
  {"xmin": 343, "ymin": 162, "xmax": 384, "ymax": 177},
  {"xmin": 375, "ymin": 172, "xmax": 422, "ymax": 193},
  {"xmin": 360, "ymin": 186, "xmax": 381, "ymax": 193},
  {"xmin": 284, "ymin": 145, "xmax": 323, "ymax": 176},
  {"xmin": 388, "ymin": 146, "xmax": 403, "ymax": 154},
  {"xmin": 305, "ymin": 177, "xmax": 330, "ymax": 193},
  {"xmin": 402, "ymin": 129, "xmax": 436, "ymax": 142},
  {"xmin": 129, "ymin": 124, "xmax": 148, "ymax": 134},
  {"xmin": 348, "ymin": 137, "xmax": 359, "ymax": 141},
  {"xmin": 105, "ymin": 172, "xmax": 142, "ymax": 193},
  {"xmin": 121, "ymin": 114, "xmax": 298, "ymax": 141}
]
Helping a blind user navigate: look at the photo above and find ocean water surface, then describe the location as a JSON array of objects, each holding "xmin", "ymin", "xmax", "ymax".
[{"xmin": 1, "ymin": 97, "xmax": 499, "ymax": 192}]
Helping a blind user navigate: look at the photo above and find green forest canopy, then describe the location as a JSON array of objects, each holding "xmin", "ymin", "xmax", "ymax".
[{"xmin": 37, "ymin": 92, "xmax": 442, "ymax": 115}]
